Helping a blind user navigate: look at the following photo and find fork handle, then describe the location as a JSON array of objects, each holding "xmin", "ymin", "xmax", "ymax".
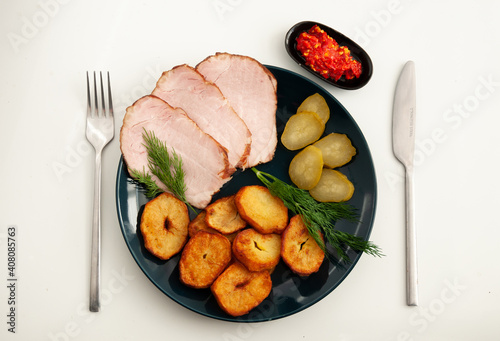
[
  {"xmin": 405, "ymin": 165, "xmax": 418, "ymax": 306},
  {"xmin": 89, "ymin": 149, "xmax": 102, "ymax": 312}
]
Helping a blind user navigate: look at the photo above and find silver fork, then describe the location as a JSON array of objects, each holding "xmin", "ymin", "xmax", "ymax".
[{"xmin": 86, "ymin": 71, "xmax": 114, "ymax": 312}]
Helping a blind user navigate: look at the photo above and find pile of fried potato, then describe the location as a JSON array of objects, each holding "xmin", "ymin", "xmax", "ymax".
[
  {"xmin": 140, "ymin": 187, "xmax": 325, "ymax": 317},
  {"xmin": 281, "ymin": 93, "xmax": 357, "ymax": 202}
]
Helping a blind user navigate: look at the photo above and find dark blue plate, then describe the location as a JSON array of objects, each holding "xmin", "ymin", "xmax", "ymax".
[{"xmin": 116, "ymin": 65, "xmax": 377, "ymax": 322}]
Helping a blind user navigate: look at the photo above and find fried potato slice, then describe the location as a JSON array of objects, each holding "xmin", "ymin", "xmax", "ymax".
[
  {"xmin": 232, "ymin": 228, "xmax": 281, "ymax": 272},
  {"xmin": 211, "ymin": 262, "xmax": 272, "ymax": 317},
  {"xmin": 189, "ymin": 210, "xmax": 238, "ymax": 243},
  {"xmin": 188, "ymin": 210, "xmax": 238, "ymax": 243},
  {"xmin": 313, "ymin": 133, "xmax": 356, "ymax": 168},
  {"xmin": 297, "ymin": 93, "xmax": 330, "ymax": 124},
  {"xmin": 222, "ymin": 231, "xmax": 239, "ymax": 244},
  {"xmin": 235, "ymin": 185, "xmax": 288, "ymax": 234},
  {"xmin": 205, "ymin": 195, "xmax": 247, "ymax": 234},
  {"xmin": 280, "ymin": 111, "xmax": 325, "ymax": 151},
  {"xmin": 289, "ymin": 145, "xmax": 324, "ymax": 190},
  {"xmin": 179, "ymin": 231, "xmax": 232, "ymax": 289},
  {"xmin": 188, "ymin": 210, "xmax": 218, "ymax": 237},
  {"xmin": 281, "ymin": 215, "xmax": 324, "ymax": 276},
  {"xmin": 140, "ymin": 192, "xmax": 189, "ymax": 260},
  {"xmin": 309, "ymin": 169, "xmax": 354, "ymax": 202}
]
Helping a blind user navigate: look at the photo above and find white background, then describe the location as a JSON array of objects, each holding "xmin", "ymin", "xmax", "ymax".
[{"xmin": 1, "ymin": 0, "xmax": 500, "ymax": 340}]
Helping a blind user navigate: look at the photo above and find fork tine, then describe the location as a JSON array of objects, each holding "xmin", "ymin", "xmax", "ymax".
[
  {"xmin": 93, "ymin": 72, "xmax": 99, "ymax": 117},
  {"xmin": 107, "ymin": 72, "xmax": 114, "ymax": 118},
  {"xmin": 86, "ymin": 71, "xmax": 92, "ymax": 118},
  {"xmin": 99, "ymin": 72, "xmax": 106, "ymax": 116}
]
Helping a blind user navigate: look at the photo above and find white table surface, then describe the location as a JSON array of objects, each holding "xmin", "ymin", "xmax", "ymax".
[{"xmin": 1, "ymin": 0, "xmax": 500, "ymax": 340}]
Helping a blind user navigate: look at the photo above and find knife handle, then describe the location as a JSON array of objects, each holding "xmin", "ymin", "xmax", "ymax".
[{"xmin": 405, "ymin": 165, "xmax": 418, "ymax": 306}]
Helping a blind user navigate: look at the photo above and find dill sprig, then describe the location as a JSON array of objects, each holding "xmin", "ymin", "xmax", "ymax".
[
  {"xmin": 130, "ymin": 167, "xmax": 163, "ymax": 198},
  {"xmin": 252, "ymin": 168, "xmax": 383, "ymax": 262},
  {"xmin": 130, "ymin": 129, "xmax": 196, "ymax": 214}
]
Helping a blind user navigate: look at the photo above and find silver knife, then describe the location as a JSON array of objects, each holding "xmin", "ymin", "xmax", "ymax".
[{"xmin": 392, "ymin": 61, "xmax": 418, "ymax": 306}]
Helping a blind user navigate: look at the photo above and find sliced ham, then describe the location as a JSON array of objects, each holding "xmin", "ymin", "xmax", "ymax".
[
  {"xmin": 120, "ymin": 95, "xmax": 233, "ymax": 209},
  {"xmin": 151, "ymin": 64, "xmax": 251, "ymax": 168},
  {"xmin": 196, "ymin": 53, "xmax": 278, "ymax": 167}
]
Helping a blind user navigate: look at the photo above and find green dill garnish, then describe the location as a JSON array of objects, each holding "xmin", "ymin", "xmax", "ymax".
[
  {"xmin": 252, "ymin": 168, "xmax": 383, "ymax": 262},
  {"xmin": 130, "ymin": 167, "xmax": 163, "ymax": 198},
  {"xmin": 130, "ymin": 129, "xmax": 196, "ymax": 213}
]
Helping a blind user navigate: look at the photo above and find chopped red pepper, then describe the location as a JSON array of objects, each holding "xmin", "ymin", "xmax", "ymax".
[{"xmin": 296, "ymin": 25, "xmax": 362, "ymax": 81}]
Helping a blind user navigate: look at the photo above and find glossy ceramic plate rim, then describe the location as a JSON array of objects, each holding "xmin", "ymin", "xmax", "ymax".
[
  {"xmin": 285, "ymin": 20, "xmax": 373, "ymax": 90},
  {"xmin": 116, "ymin": 65, "xmax": 377, "ymax": 322}
]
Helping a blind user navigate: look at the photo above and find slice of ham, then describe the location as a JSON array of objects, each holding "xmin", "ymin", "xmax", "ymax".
[
  {"xmin": 120, "ymin": 95, "xmax": 233, "ymax": 209},
  {"xmin": 151, "ymin": 64, "xmax": 251, "ymax": 168},
  {"xmin": 196, "ymin": 53, "xmax": 278, "ymax": 167}
]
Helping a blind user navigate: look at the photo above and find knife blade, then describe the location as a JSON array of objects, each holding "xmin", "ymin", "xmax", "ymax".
[{"xmin": 392, "ymin": 60, "xmax": 418, "ymax": 306}]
